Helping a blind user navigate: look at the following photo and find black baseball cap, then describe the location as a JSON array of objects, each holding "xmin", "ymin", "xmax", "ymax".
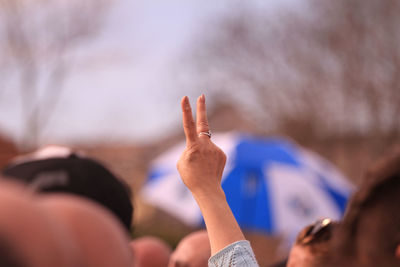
[{"xmin": 2, "ymin": 146, "xmax": 133, "ymax": 231}]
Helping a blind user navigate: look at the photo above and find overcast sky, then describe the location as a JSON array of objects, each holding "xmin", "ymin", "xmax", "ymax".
[{"xmin": 0, "ymin": 0, "xmax": 301, "ymax": 146}]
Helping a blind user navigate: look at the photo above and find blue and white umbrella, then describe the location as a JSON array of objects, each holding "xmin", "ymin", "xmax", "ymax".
[{"xmin": 141, "ymin": 132, "xmax": 354, "ymax": 246}]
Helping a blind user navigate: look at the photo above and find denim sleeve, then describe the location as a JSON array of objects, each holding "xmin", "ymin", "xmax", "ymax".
[{"xmin": 208, "ymin": 240, "xmax": 259, "ymax": 267}]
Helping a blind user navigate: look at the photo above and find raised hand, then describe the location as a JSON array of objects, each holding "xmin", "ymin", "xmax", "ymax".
[
  {"xmin": 176, "ymin": 95, "xmax": 246, "ymax": 256},
  {"xmin": 177, "ymin": 95, "xmax": 227, "ymax": 198}
]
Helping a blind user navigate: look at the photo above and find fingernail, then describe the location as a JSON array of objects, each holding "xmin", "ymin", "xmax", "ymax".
[
  {"xmin": 182, "ymin": 96, "xmax": 190, "ymax": 109},
  {"xmin": 200, "ymin": 94, "xmax": 205, "ymax": 101}
]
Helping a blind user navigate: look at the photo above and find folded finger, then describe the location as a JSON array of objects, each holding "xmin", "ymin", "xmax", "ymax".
[{"xmin": 181, "ymin": 96, "xmax": 197, "ymax": 145}]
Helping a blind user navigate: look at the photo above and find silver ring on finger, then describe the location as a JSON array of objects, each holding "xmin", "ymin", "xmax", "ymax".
[{"xmin": 198, "ymin": 130, "xmax": 212, "ymax": 138}]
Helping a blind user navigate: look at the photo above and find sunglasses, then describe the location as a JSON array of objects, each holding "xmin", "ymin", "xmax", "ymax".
[{"xmin": 299, "ymin": 218, "xmax": 335, "ymax": 245}]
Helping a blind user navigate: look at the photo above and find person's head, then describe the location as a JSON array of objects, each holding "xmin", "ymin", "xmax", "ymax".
[
  {"xmin": 168, "ymin": 230, "xmax": 210, "ymax": 267},
  {"xmin": 38, "ymin": 194, "xmax": 133, "ymax": 267},
  {"xmin": 287, "ymin": 218, "xmax": 338, "ymax": 267},
  {"xmin": 130, "ymin": 236, "xmax": 172, "ymax": 267},
  {"xmin": 332, "ymin": 146, "xmax": 400, "ymax": 267},
  {"xmin": 2, "ymin": 145, "xmax": 133, "ymax": 231},
  {"xmin": 0, "ymin": 179, "xmax": 80, "ymax": 267}
]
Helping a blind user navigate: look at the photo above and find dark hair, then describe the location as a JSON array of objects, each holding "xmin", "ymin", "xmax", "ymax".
[
  {"xmin": 296, "ymin": 219, "xmax": 337, "ymax": 246},
  {"xmin": 293, "ymin": 219, "xmax": 338, "ymax": 266},
  {"xmin": 334, "ymin": 146, "xmax": 400, "ymax": 266}
]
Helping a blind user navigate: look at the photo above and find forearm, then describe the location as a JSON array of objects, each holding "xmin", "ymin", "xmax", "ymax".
[{"xmin": 193, "ymin": 187, "xmax": 245, "ymax": 256}]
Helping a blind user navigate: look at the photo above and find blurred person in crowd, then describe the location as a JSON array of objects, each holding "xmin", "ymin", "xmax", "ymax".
[
  {"xmin": 286, "ymin": 218, "xmax": 338, "ymax": 267},
  {"xmin": 0, "ymin": 179, "xmax": 81, "ymax": 267},
  {"xmin": 268, "ymin": 259, "xmax": 287, "ymax": 267},
  {"xmin": 269, "ymin": 147, "xmax": 400, "ymax": 267},
  {"xmin": 177, "ymin": 95, "xmax": 259, "ymax": 267},
  {"xmin": 331, "ymin": 146, "xmax": 400, "ymax": 267},
  {"xmin": 169, "ymin": 230, "xmax": 210, "ymax": 267},
  {"xmin": 2, "ymin": 145, "xmax": 133, "ymax": 231},
  {"xmin": 38, "ymin": 194, "xmax": 134, "ymax": 267},
  {"xmin": 130, "ymin": 236, "xmax": 172, "ymax": 267}
]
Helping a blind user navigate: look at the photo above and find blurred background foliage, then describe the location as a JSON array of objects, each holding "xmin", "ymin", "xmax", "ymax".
[
  {"xmin": 175, "ymin": 0, "xmax": 400, "ymax": 187},
  {"xmin": 0, "ymin": 0, "xmax": 111, "ymax": 149},
  {"xmin": 181, "ymin": 0, "xmax": 399, "ymax": 155}
]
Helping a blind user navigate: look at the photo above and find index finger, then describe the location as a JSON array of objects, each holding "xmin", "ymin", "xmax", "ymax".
[{"xmin": 181, "ymin": 96, "xmax": 197, "ymax": 145}]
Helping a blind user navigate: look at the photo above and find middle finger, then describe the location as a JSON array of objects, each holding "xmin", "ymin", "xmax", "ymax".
[{"xmin": 196, "ymin": 94, "xmax": 210, "ymax": 135}]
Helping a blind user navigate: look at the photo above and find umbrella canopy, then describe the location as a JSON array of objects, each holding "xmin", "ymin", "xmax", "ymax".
[{"xmin": 141, "ymin": 132, "xmax": 354, "ymax": 246}]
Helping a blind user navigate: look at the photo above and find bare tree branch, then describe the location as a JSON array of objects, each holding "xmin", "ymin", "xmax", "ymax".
[
  {"xmin": 0, "ymin": 0, "xmax": 112, "ymax": 150},
  {"xmin": 183, "ymin": 0, "xmax": 400, "ymax": 148}
]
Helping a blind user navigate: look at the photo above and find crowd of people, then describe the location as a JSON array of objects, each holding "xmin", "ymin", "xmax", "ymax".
[{"xmin": 0, "ymin": 94, "xmax": 399, "ymax": 267}]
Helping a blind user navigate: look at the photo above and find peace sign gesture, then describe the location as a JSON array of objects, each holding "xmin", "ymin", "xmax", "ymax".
[
  {"xmin": 176, "ymin": 95, "xmax": 249, "ymax": 257},
  {"xmin": 177, "ymin": 95, "xmax": 226, "ymax": 198}
]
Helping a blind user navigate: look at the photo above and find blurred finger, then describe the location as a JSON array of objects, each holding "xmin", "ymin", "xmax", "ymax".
[
  {"xmin": 196, "ymin": 94, "xmax": 210, "ymax": 136},
  {"xmin": 181, "ymin": 96, "xmax": 197, "ymax": 145}
]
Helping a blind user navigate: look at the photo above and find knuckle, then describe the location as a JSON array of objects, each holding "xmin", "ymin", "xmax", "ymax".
[
  {"xmin": 197, "ymin": 121, "xmax": 209, "ymax": 128},
  {"xmin": 183, "ymin": 144, "xmax": 201, "ymax": 161},
  {"xmin": 220, "ymin": 152, "xmax": 227, "ymax": 161},
  {"xmin": 186, "ymin": 149, "xmax": 200, "ymax": 162},
  {"xmin": 182, "ymin": 123, "xmax": 192, "ymax": 131},
  {"xmin": 183, "ymin": 119, "xmax": 195, "ymax": 127},
  {"xmin": 220, "ymin": 149, "xmax": 227, "ymax": 159}
]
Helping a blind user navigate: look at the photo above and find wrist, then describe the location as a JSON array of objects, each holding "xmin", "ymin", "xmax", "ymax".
[{"xmin": 192, "ymin": 186, "xmax": 226, "ymax": 204}]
